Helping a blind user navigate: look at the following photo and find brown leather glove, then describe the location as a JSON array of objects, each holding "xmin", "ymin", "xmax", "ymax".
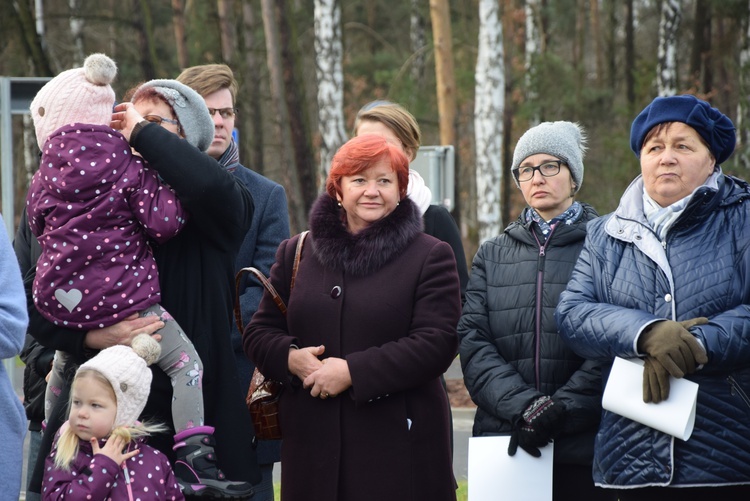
[
  {"xmin": 638, "ymin": 318, "xmax": 708, "ymax": 378},
  {"xmin": 642, "ymin": 357, "xmax": 670, "ymax": 403}
]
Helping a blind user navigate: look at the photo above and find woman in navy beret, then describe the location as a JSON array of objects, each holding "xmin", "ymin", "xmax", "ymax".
[{"xmin": 556, "ymin": 95, "xmax": 750, "ymax": 500}]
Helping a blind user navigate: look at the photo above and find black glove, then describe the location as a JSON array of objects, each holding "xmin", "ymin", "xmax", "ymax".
[
  {"xmin": 638, "ymin": 318, "xmax": 708, "ymax": 378},
  {"xmin": 508, "ymin": 396, "xmax": 566, "ymax": 457},
  {"xmin": 642, "ymin": 356, "xmax": 670, "ymax": 403}
]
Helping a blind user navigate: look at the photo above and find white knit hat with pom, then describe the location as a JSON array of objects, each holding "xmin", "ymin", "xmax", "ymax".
[
  {"xmin": 78, "ymin": 334, "xmax": 161, "ymax": 427},
  {"xmin": 30, "ymin": 53, "xmax": 117, "ymax": 150}
]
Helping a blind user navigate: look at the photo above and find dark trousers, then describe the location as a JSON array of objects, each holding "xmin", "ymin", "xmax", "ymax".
[
  {"xmin": 615, "ymin": 485, "xmax": 750, "ymax": 501},
  {"xmin": 553, "ymin": 463, "xmax": 617, "ymax": 501}
]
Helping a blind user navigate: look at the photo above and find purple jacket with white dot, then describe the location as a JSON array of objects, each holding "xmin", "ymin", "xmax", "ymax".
[
  {"xmin": 27, "ymin": 123, "xmax": 187, "ymax": 330},
  {"xmin": 42, "ymin": 434, "xmax": 184, "ymax": 500}
]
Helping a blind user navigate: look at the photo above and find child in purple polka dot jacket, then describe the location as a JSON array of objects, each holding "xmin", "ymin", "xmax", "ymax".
[
  {"xmin": 43, "ymin": 334, "xmax": 184, "ymax": 500},
  {"xmin": 27, "ymin": 54, "xmax": 253, "ymax": 498}
]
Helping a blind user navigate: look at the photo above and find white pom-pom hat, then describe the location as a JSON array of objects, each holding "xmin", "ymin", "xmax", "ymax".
[
  {"xmin": 30, "ymin": 53, "xmax": 117, "ymax": 150},
  {"xmin": 78, "ymin": 333, "xmax": 161, "ymax": 427}
]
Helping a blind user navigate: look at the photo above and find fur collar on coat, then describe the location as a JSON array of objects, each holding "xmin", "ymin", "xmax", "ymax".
[{"xmin": 309, "ymin": 194, "xmax": 423, "ymax": 277}]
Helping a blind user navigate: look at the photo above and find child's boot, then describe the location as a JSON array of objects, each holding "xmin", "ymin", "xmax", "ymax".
[{"xmin": 173, "ymin": 426, "xmax": 254, "ymax": 498}]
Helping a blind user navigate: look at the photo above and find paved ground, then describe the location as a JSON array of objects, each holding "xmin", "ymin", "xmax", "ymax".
[{"xmin": 13, "ymin": 356, "xmax": 475, "ymax": 495}]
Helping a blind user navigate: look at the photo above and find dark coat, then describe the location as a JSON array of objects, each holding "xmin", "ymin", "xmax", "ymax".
[
  {"xmin": 15, "ymin": 208, "xmax": 52, "ymax": 431},
  {"xmin": 423, "ymin": 205, "xmax": 469, "ymax": 301},
  {"xmin": 459, "ymin": 203, "xmax": 602, "ymax": 465},
  {"xmin": 245, "ymin": 195, "xmax": 461, "ymax": 501},
  {"xmin": 228, "ymin": 163, "xmax": 289, "ymax": 465},
  {"xmin": 557, "ymin": 174, "xmax": 750, "ymax": 487},
  {"xmin": 26, "ymin": 124, "xmax": 260, "ymax": 493}
]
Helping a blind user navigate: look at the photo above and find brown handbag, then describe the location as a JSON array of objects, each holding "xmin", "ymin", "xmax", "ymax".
[{"xmin": 234, "ymin": 231, "xmax": 308, "ymax": 441}]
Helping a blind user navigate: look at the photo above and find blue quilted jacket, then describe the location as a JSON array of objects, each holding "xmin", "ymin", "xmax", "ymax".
[{"xmin": 556, "ymin": 172, "xmax": 750, "ymax": 488}]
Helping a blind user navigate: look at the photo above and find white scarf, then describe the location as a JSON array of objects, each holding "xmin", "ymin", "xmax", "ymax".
[
  {"xmin": 643, "ymin": 170, "xmax": 720, "ymax": 240},
  {"xmin": 407, "ymin": 169, "xmax": 432, "ymax": 216}
]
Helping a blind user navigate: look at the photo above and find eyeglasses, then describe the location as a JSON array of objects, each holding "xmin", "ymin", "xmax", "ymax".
[
  {"xmin": 513, "ymin": 160, "xmax": 564, "ymax": 182},
  {"xmin": 143, "ymin": 115, "xmax": 180, "ymax": 127},
  {"xmin": 207, "ymin": 107, "xmax": 237, "ymax": 119}
]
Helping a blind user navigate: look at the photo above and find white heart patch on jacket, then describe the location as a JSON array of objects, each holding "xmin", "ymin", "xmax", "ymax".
[{"xmin": 54, "ymin": 288, "xmax": 82, "ymax": 312}]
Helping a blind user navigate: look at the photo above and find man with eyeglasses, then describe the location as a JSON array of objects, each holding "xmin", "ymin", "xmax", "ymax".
[{"xmin": 177, "ymin": 64, "xmax": 289, "ymax": 501}]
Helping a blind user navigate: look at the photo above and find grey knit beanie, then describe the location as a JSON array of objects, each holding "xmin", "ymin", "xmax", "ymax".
[
  {"xmin": 132, "ymin": 79, "xmax": 214, "ymax": 152},
  {"xmin": 511, "ymin": 121, "xmax": 587, "ymax": 192}
]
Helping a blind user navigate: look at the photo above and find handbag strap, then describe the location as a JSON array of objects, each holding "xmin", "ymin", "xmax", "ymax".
[{"xmin": 234, "ymin": 230, "xmax": 309, "ymax": 332}]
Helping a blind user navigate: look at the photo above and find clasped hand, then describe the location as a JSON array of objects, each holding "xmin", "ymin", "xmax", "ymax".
[
  {"xmin": 288, "ymin": 345, "xmax": 352, "ymax": 399},
  {"xmin": 640, "ymin": 317, "xmax": 708, "ymax": 403}
]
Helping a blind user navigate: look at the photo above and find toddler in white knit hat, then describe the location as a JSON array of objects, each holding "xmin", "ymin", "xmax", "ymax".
[{"xmin": 42, "ymin": 334, "xmax": 184, "ymax": 499}]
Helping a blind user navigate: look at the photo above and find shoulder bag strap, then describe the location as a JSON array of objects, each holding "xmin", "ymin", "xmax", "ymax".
[{"xmin": 234, "ymin": 230, "xmax": 310, "ymax": 332}]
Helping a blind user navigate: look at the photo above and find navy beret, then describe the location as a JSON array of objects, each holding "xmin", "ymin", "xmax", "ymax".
[{"xmin": 630, "ymin": 94, "xmax": 736, "ymax": 165}]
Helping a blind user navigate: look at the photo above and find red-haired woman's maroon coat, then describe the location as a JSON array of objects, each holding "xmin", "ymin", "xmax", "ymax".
[{"xmin": 245, "ymin": 195, "xmax": 461, "ymax": 501}]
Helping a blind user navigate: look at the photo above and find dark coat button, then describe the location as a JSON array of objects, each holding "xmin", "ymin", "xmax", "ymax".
[{"xmin": 330, "ymin": 286, "xmax": 342, "ymax": 298}]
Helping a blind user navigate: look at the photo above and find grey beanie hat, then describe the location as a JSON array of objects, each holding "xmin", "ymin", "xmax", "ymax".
[
  {"xmin": 511, "ymin": 121, "xmax": 587, "ymax": 193},
  {"xmin": 132, "ymin": 79, "xmax": 214, "ymax": 152}
]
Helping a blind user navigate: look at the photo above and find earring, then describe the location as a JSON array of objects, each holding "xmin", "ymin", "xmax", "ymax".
[{"xmin": 337, "ymin": 201, "xmax": 342, "ymax": 207}]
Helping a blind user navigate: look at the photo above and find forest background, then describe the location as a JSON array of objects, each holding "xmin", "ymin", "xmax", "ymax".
[{"xmin": 2, "ymin": 0, "xmax": 750, "ymax": 266}]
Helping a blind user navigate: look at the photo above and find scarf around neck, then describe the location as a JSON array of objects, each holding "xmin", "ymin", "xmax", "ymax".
[
  {"xmin": 217, "ymin": 139, "xmax": 241, "ymax": 172},
  {"xmin": 523, "ymin": 201, "xmax": 583, "ymax": 242}
]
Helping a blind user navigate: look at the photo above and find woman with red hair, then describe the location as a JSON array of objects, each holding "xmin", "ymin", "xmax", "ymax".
[{"xmin": 244, "ymin": 134, "xmax": 462, "ymax": 500}]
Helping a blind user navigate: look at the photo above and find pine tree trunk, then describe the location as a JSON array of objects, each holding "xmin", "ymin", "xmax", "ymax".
[
  {"xmin": 475, "ymin": 0, "xmax": 504, "ymax": 242},
  {"xmin": 218, "ymin": 0, "xmax": 236, "ymax": 63},
  {"xmin": 625, "ymin": 0, "xmax": 635, "ymax": 112},
  {"xmin": 172, "ymin": 0, "xmax": 189, "ymax": 69},
  {"xmin": 590, "ymin": 0, "xmax": 604, "ymax": 86},
  {"xmin": 277, "ymin": 0, "xmax": 317, "ymax": 214},
  {"xmin": 261, "ymin": 0, "xmax": 306, "ymax": 233},
  {"xmin": 240, "ymin": 0, "xmax": 265, "ymax": 175},
  {"xmin": 429, "ymin": 0, "xmax": 456, "ymax": 147},
  {"xmin": 737, "ymin": 0, "xmax": 750, "ymax": 171},
  {"xmin": 410, "ymin": 0, "xmax": 426, "ymax": 90},
  {"xmin": 525, "ymin": 0, "xmax": 541, "ymax": 125}
]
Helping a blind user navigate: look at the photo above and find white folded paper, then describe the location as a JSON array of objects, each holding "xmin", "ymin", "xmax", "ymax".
[
  {"xmin": 468, "ymin": 436, "xmax": 553, "ymax": 501},
  {"xmin": 602, "ymin": 356, "xmax": 698, "ymax": 440}
]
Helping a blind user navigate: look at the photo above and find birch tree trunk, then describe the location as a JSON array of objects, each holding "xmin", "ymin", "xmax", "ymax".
[
  {"xmin": 429, "ymin": 0, "xmax": 456, "ymax": 147},
  {"xmin": 737, "ymin": 0, "xmax": 750, "ymax": 171},
  {"xmin": 261, "ymin": 0, "xmax": 305, "ymax": 233},
  {"xmin": 171, "ymin": 0, "xmax": 189, "ymax": 69},
  {"xmin": 525, "ymin": 0, "xmax": 541, "ymax": 126},
  {"xmin": 314, "ymin": 0, "xmax": 348, "ymax": 177},
  {"xmin": 68, "ymin": 0, "xmax": 85, "ymax": 64},
  {"xmin": 657, "ymin": 0, "xmax": 682, "ymax": 97},
  {"xmin": 475, "ymin": 0, "xmax": 504, "ymax": 242}
]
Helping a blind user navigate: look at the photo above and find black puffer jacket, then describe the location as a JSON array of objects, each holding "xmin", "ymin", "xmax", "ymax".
[{"xmin": 458, "ymin": 203, "xmax": 602, "ymax": 464}]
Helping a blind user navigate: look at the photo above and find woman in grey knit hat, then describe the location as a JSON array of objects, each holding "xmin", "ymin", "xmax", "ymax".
[{"xmin": 458, "ymin": 122, "xmax": 614, "ymax": 501}]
